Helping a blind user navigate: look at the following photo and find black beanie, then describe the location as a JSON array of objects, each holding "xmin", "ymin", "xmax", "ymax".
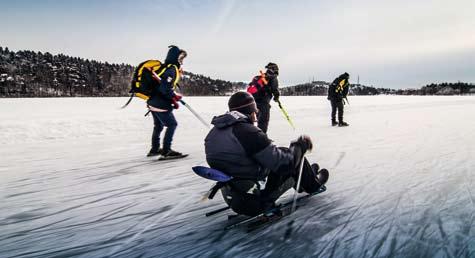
[
  {"xmin": 228, "ymin": 92, "xmax": 258, "ymax": 115},
  {"xmin": 265, "ymin": 62, "xmax": 279, "ymax": 76}
]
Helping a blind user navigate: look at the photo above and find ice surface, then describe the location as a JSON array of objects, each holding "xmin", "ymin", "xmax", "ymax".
[{"xmin": 1, "ymin": 96, "xmax": 474, "ymax": 257}]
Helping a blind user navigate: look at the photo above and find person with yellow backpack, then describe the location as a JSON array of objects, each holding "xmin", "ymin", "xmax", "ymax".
[
  {"xmin": 145, "ymin": 45, "xmax": 187, "ymax": 158},
  {"xmin": 327, "ymin": 72, "xmax": 350, "ymax": 127}
]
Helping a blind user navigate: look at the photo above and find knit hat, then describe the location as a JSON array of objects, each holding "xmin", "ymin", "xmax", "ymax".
[
  {"xmin": 228, "ymin": 92, "xmax": 258, "ymax": 115},
  {"xmin": 265, "ymin": 62, "xmax": 279, "ymax": 77}
]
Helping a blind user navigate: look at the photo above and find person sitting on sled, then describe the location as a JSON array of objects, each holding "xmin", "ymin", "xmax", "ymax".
[{"xmin": 204, "ymin": 91, "xmax": 329, "ymax": 216}]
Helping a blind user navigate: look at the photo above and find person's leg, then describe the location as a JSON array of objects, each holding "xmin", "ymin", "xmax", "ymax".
[
  {"xmin": 261, "ymin": 171, "xmax": 295, "ymax": 204},
  {"xmin": 294, "ymin": 158, "xmax": 326, "ymax": 194},
  {"xmin": 220, "ymin": 180, "xmax": 263, "ymax": 216},
  {"xmin": 337, "ymin": 100, "xmax": 349, "ymax": 126},
  {"xmin": 149, "ymin": 111, "xmax": 164, "ymax": 155},
  {"xmin": 156, "ymin": 111, "xmax": 178, "ymax": 152},
  {"xmin": 337, "ymin": 100, "xmax": 344, "ymax": 123},
  {"xmin": 256, "ymin": 102, "xmax": 270, "ymax": 133},
  {"xmin": 330, "ymin": 100, "xmax": 337, "ymax": 125}
]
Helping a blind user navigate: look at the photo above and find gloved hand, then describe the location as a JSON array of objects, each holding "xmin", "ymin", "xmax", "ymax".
[
  {"xmin": 292, "ymin": 135, "xmax": 313, "ymax": 153},
  {"xmin": 171, "ymin": 93, "xmax": 182, "ymax": 109},
  {"xmin": 173, "ymin": 93, "xmax": 183, "ymax": 102},
  {"xmin": 171, "ymin": 99, "xmax": 179, "ymax": 109},
  {"xmin": 273, "ymin": 95, "xmax": 280, "ymax": 103},
  {"xmin": 289, "ymin": 135, "xmax": 313, "ymax": 169}
]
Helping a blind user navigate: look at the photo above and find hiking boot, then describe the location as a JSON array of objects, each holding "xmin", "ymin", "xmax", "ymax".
[
  {"xmin": 311, "ymin": 163, "xmax": 320, "ymax": 174},
  {"xmin": 162, "ymin": 149, "xmax": 183, "ymax": 157},
  {"xmin": 331, "ymin": 120, "xmax": 338, "ymax": 126},
  {"xmin": 338, "ymin": 121, "xmax": 349, "ymax": 127},
  {"xmin": 316, "ymin": 168, "xmax": 329, "ymax": 185},
  {"xmin": 147, "ymin": 148, "xmax": 163, "ymax": 157}
]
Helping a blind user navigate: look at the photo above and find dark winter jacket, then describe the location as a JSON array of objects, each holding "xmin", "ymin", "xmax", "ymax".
[
  {"xmin": 255, "ymin": 76, "xmax": 280, "ymax": 104},
  {"xmin": 147, "ymin": 46, "xmax": 183, "ymax": 111},
  {"xmin": 328, "ymin": 74, "xmax": 349, "ymax": 101},
  {"xmin": 205, "ymin": 111, "xmax": 294, "ymax": 180},
  {"xmin": 146, "ymin": 66, "xmax": 178, "ymax": 111}
]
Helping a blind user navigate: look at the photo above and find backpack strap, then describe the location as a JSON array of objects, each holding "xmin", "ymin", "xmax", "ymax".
[
  {"xmin": 259, "ymin": 70, "xmax": 268, "ymax": 85},
  {"xmin": 120, "ymin": 93, "xmax": 135, "ymax": 109},
  {"xmin": 167, "ymin": 64, "xmax": 180, "ymax": 90}
]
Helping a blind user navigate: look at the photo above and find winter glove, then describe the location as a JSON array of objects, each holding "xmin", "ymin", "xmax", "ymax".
[
  {"xmin": 273, "ymin": 95, "xmax": 279, "ymax": 103},
  {"xmin": 171, "ymin": 99, "xmax": 179, "ymax": 109},
  {"xmin": 293, "ymin": 135, "xmax": 313, "ymax": 153},
  {"xmin": 172, "ymin": 93, "xmax": 183, "ymax": 102},
  {"xmin": 289, "ymin": 135, "xmax": 313, "ymax": 168},
  {"xmin": 171, "ymin": 93, "xmax": 183, "ymax": 109}
]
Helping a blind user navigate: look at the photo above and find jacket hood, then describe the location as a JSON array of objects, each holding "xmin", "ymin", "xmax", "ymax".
[
  {"xmin": 211, "ymin": 111, "xmax": 252, "ymax": 129},
  {"xmin": 165, "ymin": 45, "xmax": 182, "ymax": 68}
]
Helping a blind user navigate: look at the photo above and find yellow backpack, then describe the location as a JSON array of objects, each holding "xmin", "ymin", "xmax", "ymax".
[{"xmin": 122, "ymin": 60, "xmax": 179, "ymax": 108}]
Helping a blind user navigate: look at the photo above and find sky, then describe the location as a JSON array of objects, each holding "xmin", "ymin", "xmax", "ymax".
[{"xmin": 1, "ymin": 0, "xmax": 474, "ymax": 89}]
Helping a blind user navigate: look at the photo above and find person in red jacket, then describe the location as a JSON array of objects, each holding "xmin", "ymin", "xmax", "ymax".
[{"xmin": 247, "ymin": 63, "xmax": 280, "ymax": 133}]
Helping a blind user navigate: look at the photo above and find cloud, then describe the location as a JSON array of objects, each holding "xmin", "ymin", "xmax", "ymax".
[{"xmin": 1, "ymin": 0, "xmax": 474, "ymax": 88}]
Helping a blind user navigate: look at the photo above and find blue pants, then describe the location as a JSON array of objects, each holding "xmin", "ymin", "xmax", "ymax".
[{"xmin": 151, "ymin": 111, "xmax": 177, "ymax": 152}]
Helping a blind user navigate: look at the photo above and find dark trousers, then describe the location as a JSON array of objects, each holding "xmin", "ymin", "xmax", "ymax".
[
  {"xmin": 330, "ymin": 99, "xmax": 344, "ymax": 122},
  {"xmin": 256, "ymin": 102, "xmax": 271, "ymax": 133},
  {"xmin": 151, "ymin": 111, "xmax": 177, "ymax": 152},
  {"xmin": 220, "ymin": 158, "xmax": 321, "ymax": 216},
  {"xmin": 262, "ymin": 158, "xmax": 322, "ymax": 198}
]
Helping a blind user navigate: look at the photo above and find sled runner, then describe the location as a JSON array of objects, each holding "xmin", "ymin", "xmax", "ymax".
[{"xmin": 192, "ymin": 166, "xmax": 327, "ymax": 231}]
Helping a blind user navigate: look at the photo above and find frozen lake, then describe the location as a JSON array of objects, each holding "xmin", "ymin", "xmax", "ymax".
[{"xmin": 1, "ymin": 96, "xmax": 474, "ymax": 257}]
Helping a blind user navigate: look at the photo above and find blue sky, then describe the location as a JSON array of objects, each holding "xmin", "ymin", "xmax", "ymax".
[{"xmin": 1, "ymin": 0, "xmax": 474, "ymax": 88}]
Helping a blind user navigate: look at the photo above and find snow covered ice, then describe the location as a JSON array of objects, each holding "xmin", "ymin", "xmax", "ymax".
[{"xmin": 1, "ymin": 96, "xmax": 474, "ymax": 257}]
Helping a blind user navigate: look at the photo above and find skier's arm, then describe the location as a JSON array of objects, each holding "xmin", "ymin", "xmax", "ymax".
[
  {"xmin": 269, "ymin": 77, "xmax": 280, "ymax": 101},
  {"xmin": 342, "ymin": 80, "xmax": 349, "ymax": 98},
  {"xmin": 233, "ymin": 124, "xmax": 293, "ymax": 172},
  {"xmin": 158, "ymin": 68, "xmax": 177, "ymax": 100},
  {"xmin": 289, "ymin": 135, "xmax": 313, "ymax": 168}
]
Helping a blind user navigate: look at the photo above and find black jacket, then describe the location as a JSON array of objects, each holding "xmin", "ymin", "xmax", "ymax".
[
  {"xmin": 205, "ymin": 111, "xmax": 294, "ymax": 180},
  {"xmin": 254, "ymin": 76, "xmax": 280, "ymax": 103},
  {"xmin": 147, "ymin": 46, "xmax": 183, "ymax": 111},
  {"xmin": 328, "ymin": 74, "xmax": 349, "ymax": 101},
  {"xmin": 147, "ymin": 46, "xmax": 182, "ymax": 111},
  {"xmin": 146, "ymin": 66, "xmax": 178, "ymax": 111}
]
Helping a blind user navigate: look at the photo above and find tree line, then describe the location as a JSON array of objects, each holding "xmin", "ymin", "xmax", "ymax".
[
  {"xmin": 280, "ymin": 81, "xmax": 475, "ymax": 96},
  {"xmin": 0, "ymin": 46, "xmax": 245, "ymax": 97},
  {"xmin": 1, "ymin": 46, "xmax": 473, "ymax": 97}
]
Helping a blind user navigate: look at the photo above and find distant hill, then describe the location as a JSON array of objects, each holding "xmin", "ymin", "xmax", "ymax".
[
  {"xmin": 280, "ymin": 81, "xmax": 398, "ymax": 96},
  {"xmin": 1, "ymin": 46, "xmax": 473, "ymax": 97},
  {"xmin": 281, "ymin": 81, "xmax": 475, "ymax": 96},
  {"xmin": 0, "ymin": 46, "xmax": 245, "ymax": 97}
]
